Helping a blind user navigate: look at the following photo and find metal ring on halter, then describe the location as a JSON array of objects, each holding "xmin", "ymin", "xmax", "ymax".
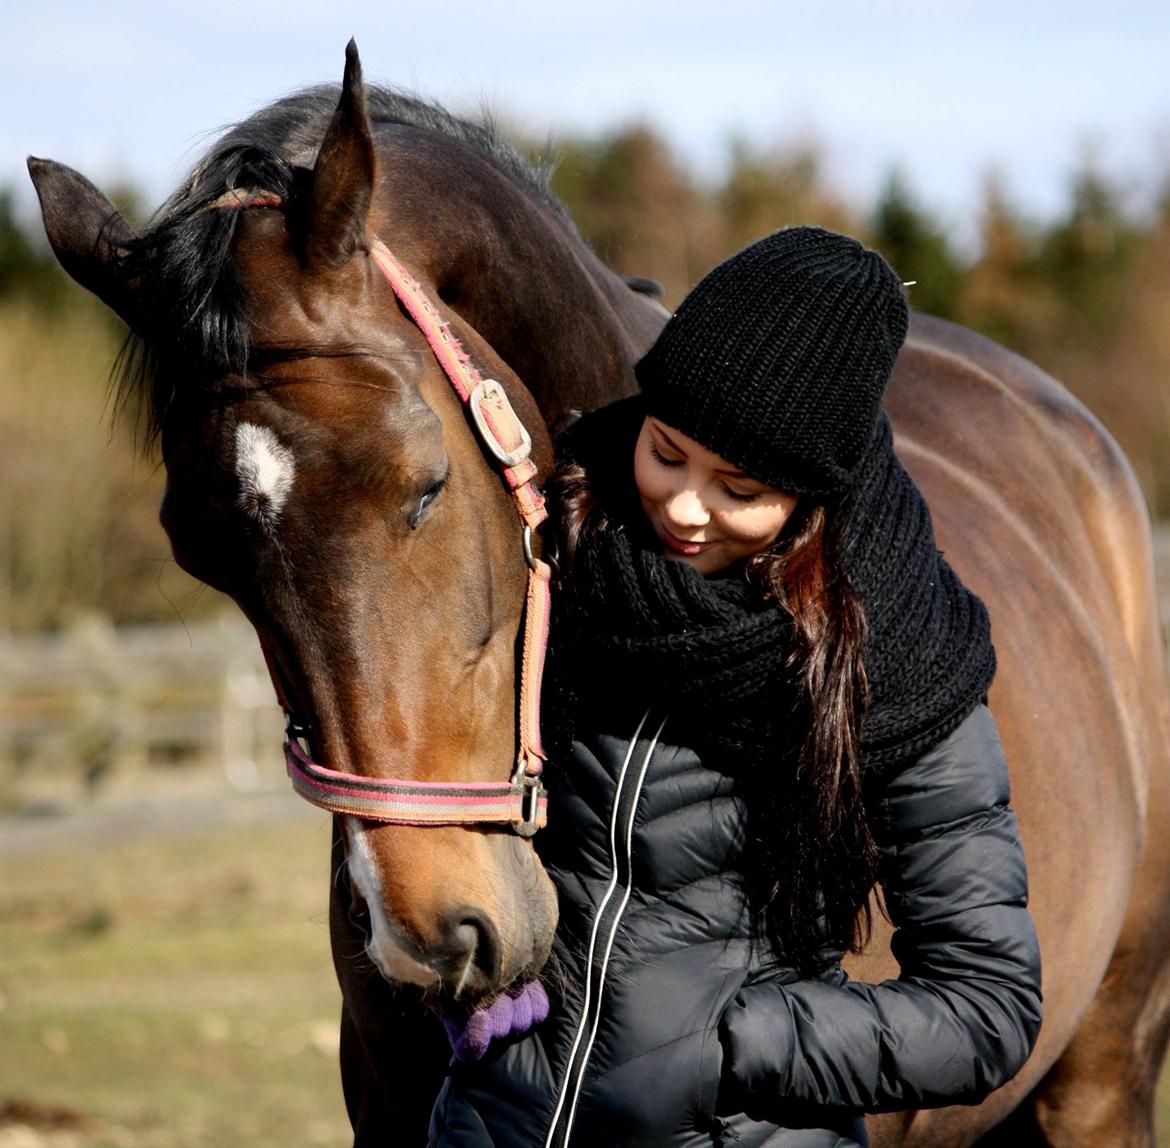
[
  {"xmin": 522, "ymin": 524, "xmax": 559, "ymax": 576},
  {"xmin": 513, "ymin": 774, "xmax": 545, "ymax": 838}
]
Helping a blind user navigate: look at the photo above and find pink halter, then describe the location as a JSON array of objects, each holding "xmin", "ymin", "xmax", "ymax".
[
  {"xmin": 217, "ymin": 192, "xmax": 552, "ymax": 836},
  {"xmin": 291, "ymin": 239, "xmax": 551, "ymax": 835}
]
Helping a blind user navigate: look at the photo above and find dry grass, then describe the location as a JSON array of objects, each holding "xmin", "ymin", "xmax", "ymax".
[
  {"xmin": 0, "ymin": 300, "xmax": 226, "ymax": 633},
  {"xmin": 1, "ymin": 789, "xmax": 1168, "ymax": 1146},
  {"xmin": 0, "ymin": 801, "xmax": 350, "ymax": 1147}
]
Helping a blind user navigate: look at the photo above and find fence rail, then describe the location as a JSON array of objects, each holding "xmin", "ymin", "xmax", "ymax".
[
  {"xmin": 6, "ymin": 524, "xmax": 1170, "ymax": 807},
  {"xmin": 0, "ymin": 614, "xmax": 283, "ymax": 802}
]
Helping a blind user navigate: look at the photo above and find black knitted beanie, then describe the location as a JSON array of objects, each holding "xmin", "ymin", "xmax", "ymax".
[{"xmin": 635, "ymin": 226, "xmax": 909, "ymax": 498}]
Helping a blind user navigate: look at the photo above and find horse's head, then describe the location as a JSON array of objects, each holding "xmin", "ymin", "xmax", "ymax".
[{"xmin": 28, "ymin": 42, "xmax": 558, "ymax": 1007}]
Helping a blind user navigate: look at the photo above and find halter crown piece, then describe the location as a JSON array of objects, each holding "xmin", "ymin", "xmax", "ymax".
[{"xmin": 218, "ymin": 190, "xmax": 551, "ymax": 836}]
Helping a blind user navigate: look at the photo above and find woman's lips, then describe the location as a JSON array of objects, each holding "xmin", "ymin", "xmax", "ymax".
[{"xmin": 660, "ymin": 527, "xmax": 712, "ymax": 557}]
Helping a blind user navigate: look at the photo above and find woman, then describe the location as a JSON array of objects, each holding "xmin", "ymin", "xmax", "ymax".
[{"xmin": 426, "ymin": 226, "xmax": 1042, "ymax": 1147}]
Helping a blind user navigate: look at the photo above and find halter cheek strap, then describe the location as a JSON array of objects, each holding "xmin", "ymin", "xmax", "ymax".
[{"xmin": 219, "ymin": 193, "xmax": 553, "ymax": 836}]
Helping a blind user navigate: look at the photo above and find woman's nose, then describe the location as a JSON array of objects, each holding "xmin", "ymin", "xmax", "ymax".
[{"xmin": 664, "ymin": 487, "xmax": 709, "ymax": 530}]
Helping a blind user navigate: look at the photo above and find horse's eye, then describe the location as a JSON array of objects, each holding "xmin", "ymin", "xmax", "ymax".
[{"xmin": 409, "ymin": 474, "xmax": 447, "ymax": 529}]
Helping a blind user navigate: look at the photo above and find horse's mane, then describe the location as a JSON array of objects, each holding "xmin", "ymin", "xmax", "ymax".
[{"xmin": 115, "ymin": 85, "xmax": 568, "ymax": 442}]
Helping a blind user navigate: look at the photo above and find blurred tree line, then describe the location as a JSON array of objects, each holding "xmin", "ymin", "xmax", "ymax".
[
  {"xmin": 2, "ymin": 127, "xmax": 1168, "ymax": 632},
  {"xmin": 547, "ymin": 127, "xmax": 1170, "ymax": 515}
]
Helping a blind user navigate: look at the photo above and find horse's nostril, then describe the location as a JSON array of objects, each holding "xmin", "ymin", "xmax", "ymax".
[
  {"xmin": 471, "ymin": 916, "xmax": 501, "ymax": 983},
  {"xmin": 446, "ymin": 909, "xmax": 501, "ymax": 986},
  {"xmin": 449, "ymin": 921, "xmax": 478, "ymax": 960}
]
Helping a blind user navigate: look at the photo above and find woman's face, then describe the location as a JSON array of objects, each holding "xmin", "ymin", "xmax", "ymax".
[{"xmin": 633, "ymin": 417, "xmax": 798, "ymax": 575}]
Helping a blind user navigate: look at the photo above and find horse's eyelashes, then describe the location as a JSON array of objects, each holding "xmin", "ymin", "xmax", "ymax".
[{"xmin": 408, "ymin": 474, "xmax": 447, "ymax": 529}]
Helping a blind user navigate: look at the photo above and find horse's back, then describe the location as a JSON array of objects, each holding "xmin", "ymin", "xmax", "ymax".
[{"xmin": 861, "ymin": 313, "xmax": 1170, "ymax": 1147}]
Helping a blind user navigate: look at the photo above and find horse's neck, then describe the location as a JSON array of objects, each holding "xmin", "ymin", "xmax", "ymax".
[
  {"xmin": 455, "ymin": 230, "xmax": 665, "ymax": 426},
  {"xmin": 380, "ymin": 155, "xmax": 666, "ymax": 426}
]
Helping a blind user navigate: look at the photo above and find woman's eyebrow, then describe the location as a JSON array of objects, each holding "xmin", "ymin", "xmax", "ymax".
[
  {"xmin": 652, "ymin": 424, "xmax": 686, "ymax": 455},
  {"xmin": 654, "ymin": 422, "xmax": 754, "ymax": 480},
  {"xmin": 714, "ymin": 463, "xmax": 753, "ymax": 480}
]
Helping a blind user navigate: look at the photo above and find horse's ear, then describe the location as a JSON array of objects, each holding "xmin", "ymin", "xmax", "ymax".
[
  {"xmin": 303, "ymin": 39, "xmax": 375, "ymax": 269},
  {"xmin": 26, "ymin": 157, "xmax": 139, "ymax": 329}
]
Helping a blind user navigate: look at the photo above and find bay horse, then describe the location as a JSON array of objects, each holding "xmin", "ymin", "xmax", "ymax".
[{"xmin": 27, "ymin": 41, "xmax": 1170, "ymax": 1148}]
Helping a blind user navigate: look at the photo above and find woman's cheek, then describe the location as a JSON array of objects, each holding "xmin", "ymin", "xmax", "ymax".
[{"xmin": 724, "ymin": 506, "xmax": 781, "ymax": 549}]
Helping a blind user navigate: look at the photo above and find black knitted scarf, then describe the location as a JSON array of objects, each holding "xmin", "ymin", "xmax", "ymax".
[{"xmin": 546, "ymin": 396, "xmax": 996, "ymax": 782}]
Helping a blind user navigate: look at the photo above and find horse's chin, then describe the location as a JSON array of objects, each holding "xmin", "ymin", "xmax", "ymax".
[{"xmin": 364, "ymin": 925, "xmax": 443, "ymax": 991}]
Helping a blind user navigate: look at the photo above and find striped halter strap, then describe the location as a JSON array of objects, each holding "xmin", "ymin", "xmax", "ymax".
[{"xmin": 215, "ymin": 190, "xmax": 551, "ymax": 836}]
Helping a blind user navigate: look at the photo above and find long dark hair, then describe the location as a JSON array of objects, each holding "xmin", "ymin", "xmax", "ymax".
[
  {"xmin": 744, "ymin": 503, "xmax": 882, "ymax": 967},
  {"xmin": 549, "ymin": 456, "xmax": 883, "ymax": 971}
]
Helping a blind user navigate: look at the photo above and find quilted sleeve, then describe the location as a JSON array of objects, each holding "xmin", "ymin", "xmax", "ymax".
[{"xmin": 719, "ymin": 704, "xmax": 1043, "ymax": 1111}]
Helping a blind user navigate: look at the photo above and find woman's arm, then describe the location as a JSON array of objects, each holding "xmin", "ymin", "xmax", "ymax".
[{"xmin": 719, "ymin": 704, "xmax": 1043, "ymax": 1112}]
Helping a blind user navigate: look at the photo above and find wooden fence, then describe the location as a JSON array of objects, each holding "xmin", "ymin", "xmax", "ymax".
[
  {"xmin": 5, "ymin": 524, "xmax": 1170, "ymax": 807},
  {"xmin": 0, "ymin": 613, "xmax": 283, "ymax": 803}
]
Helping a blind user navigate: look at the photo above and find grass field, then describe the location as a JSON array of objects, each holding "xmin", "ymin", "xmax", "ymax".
[
  {"xmin": 2, "ymin": 786, "xmax": 1170, "ymax": 1147},
  {"xmin": 0, "ymin": 797, "xmax": 350, "ymax": 1148}
]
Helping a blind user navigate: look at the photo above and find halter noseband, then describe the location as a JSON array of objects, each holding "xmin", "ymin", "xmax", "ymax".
[{"xmin": 218, "ymin": 191, "xmax": 551, "ymax": 836}]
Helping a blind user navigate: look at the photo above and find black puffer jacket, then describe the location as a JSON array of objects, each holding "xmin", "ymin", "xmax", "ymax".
[{"xmin": 428, "ymin": 701, "xmax": 1042, "ymax": 1147}]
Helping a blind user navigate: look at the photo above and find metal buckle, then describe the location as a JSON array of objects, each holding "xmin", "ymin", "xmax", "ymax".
[
  {"xmin": 512, "ymin": 773, "xmax": 544, "ymax": 838},
  {"xmin": 469, "ymin": 379, "xmax": 533, "ymax": 468},
  {"xmin": 284, "ymin": 712, "xmax": 311, "ymax": 743}
]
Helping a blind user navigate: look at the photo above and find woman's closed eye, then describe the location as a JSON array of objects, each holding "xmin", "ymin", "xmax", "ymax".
[
  {"xmin": 649, "ymin": 435, "xmax": 760, "ymax": 501},
  {"xmin": 721, "ymin": 483, "xmax": 761, "ymax": 504},
  {"xmin": 649, "ymin": 442, "xmax": 683, "ymax": 468}
]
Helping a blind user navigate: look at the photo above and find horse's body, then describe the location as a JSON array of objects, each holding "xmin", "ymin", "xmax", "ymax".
[
  {"xmin": 858, "ymin": 318, "xmax": 1170, "ymax": 1147},
  {"xmin": 28, "ymin": 43, "xmax": 1170, "ymax": 1147}
]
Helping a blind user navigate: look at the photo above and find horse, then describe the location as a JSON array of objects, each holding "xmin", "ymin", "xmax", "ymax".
[{"xmin": 27, "ymin": 41, "xmax": 1170, "ymax": 1148}]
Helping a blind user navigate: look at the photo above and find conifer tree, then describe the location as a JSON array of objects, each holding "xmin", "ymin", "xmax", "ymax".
[
  {"xmin": 869, "ymin": 168, "xmax": 962, "ymax": 320},
  {"xmin": 718, "ymin": 138, "xmax": 855, "ymax": 254}
]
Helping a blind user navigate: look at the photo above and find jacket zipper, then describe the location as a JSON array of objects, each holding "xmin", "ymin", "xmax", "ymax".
[{"xmin": 543, "ymin": 708, "xmax": 667, "ymax": 1148}]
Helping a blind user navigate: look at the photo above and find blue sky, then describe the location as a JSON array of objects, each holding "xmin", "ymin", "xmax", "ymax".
[{"xmin": 5, "ymin": 1, "xmax": 1169, "ymax": 241}]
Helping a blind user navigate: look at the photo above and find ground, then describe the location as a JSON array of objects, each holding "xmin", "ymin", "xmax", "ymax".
[
  {"xmin": 0, "ymin": 788, "xmax": 349, "ymax": 1148},
  {"xmin": 1, "ymin": 775, "xmax": 1168, "ymax": 1147}
]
